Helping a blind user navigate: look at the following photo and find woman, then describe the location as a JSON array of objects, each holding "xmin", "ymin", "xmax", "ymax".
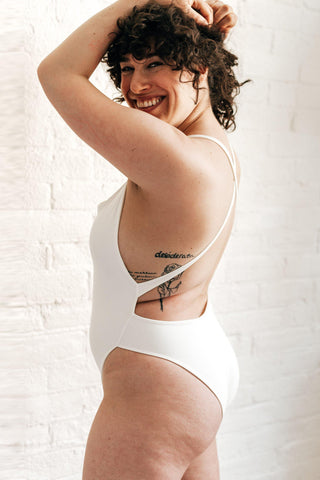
[{"xmin": 37, "ymin": 0, "xmax": 248, "ymax": 478}]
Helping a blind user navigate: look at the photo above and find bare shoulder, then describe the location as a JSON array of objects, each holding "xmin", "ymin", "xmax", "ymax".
[{"xmin": 143, "ymin": 132, "xmax": 241, "ymax": 205}]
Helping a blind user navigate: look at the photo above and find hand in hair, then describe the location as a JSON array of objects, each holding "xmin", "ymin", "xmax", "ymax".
[
  {"xmin": 156, "ymin": 0, "xmax": 213, "ymax": 26},
  {"xmin": 162, "ymin": 0, "xmax": 237, "ymax": 35},
  {"xmin": 206, "ymin": 0, "xmax": 238, "ymax": 36}
]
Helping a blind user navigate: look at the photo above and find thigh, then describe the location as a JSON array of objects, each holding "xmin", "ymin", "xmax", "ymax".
[
  {"xmin": 83, "ymin": 347, "xmax": 223, "ymax": 479},
  {"xmin": 82, "ymin": 396, "xmax": 182, "ymax": 480},
  {"xmin": 182, "ymin": 437, "xmax": 220, "ymax": 480}
]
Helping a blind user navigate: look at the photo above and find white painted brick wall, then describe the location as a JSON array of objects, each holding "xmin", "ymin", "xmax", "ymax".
[{"xmin": 4, "ymin": 0, "xmax": 319, "ymax": 478}]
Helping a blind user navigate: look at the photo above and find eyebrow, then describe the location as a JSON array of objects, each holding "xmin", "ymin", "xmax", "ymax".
[{"xmin": 119, "ymin": 53, "xmax": 158, "ymax": 63}]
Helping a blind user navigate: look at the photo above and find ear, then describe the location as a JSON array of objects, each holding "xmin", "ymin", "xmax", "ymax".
[
  {"xmin": 199, "ymin": 66, "xmax": 209, "ymax": 84},
  {"xmin": 199, "ymin": 65, "xmax": 208, "ymax": 75}
]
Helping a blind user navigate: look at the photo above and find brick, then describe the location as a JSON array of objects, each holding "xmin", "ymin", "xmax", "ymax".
[
  {"xmin": 244, "ymin": 0, "xmax": 301, "ymax": 31},
  {"xmin": 0, "ymin": 368, "xmax": 28, "ymax": 399},
  {"xmin": 235, "ymin": 26, "xmax": 273, "ymax": 55},
  {"xmin": 25, "ymin": 269, "xmax": 89, "ymax": 304},
  {"xmin": 243, "ymin": 52, "xmax": 300, "ymax": 82},
  {"xmin": 50, "ymin": 417, "xmax": 88, "ymax": 446},
  {"xmin": 272, "ymin": 29, "xmax": 300, "ymax": 56},
  {"xmin": 238, "ymin": 77, "xmax": 269, "ymax": 106},
  {"xmin": 49, "ymin": 390, "xmax": 84, "ymax": 419},
  {"xmin": 253, "ymin": 373, "xmax": 320, "ymax": 403},
  {"xmin": 26, "ymin": 182, "xmax": 51, "ymax": 210},
  {"xmin": 1, "ymin": 306, "xmax": 44, "ymax": 334},
  {"xmin": 26, "ymin": 146, "xmax": 94, "ymax": 182},
  {"xmin": 47, "ymin": 356, "xmax": 98, "ymax": 391},
  {"xmin": 223, "ymin": 254, "xmax": 285, "ymax": 282},
  {"xmin": 23, "ymin": 367, "xmax": 47, "ymax": 396},
  {"xmin": 266, "ymin": 228, "xmax": 316, "ymax": 254},
  {"xmin": 225, "ymin": 231, "xmax": 264, "ymax": 256},
  {"xmin": 245, "ymin": 155, "xmax": 295, "ymax": 185},
  {"xmin": 284, "ymin": 254, "xmax": 320, "ymax": 278},
  {"xmin": 27, "ymin": 447, "xmax": 84, "ymax": 479},
  {"xmin": 300, "ymin": 36, "xmax": 320, "ymax": 84},
  {"xmin": 27, "ymin": 211, "xmax": 92, "ymax": 243},
  {"xmin": 81, "ymin": 385, "xmax": 103, "ymax": 414},
  {"xmin": 210, "ymin": 282, "xmax": 260, "ymax": 313},
  {"xmin": 303, "ymin": 0, "xmax": 320, "ymax": 9},
  {"xmin": 52, "ymin": 181, "xmax": 105, "ymax": 210},
  {"xmin": 260, "ymin": 278, "xmax": 313, "ymax": 307},
  {"xmin": 292, "ymin": 108, "xmax": 320, "ymax": 135},
  {"xmin": 296, "ymin": 84, "xmax": 320, "ymax": 109},
  {"xmin": 93, "ymin": 155, "xmax": 126, "ymax": 183},
  {"xmin": 301, "ymin": 8, "xmax": 320, "ymax": 34},
  {"xmin": 1, "ymin": 180, "xmax": 26, "ymax": 210},
  {"xmin": 252, "ymin": 325, "xmax": 315, "ymax": 354},
  {"xmin": 52, "ymin": 242, "xmax": 91, "ymax": 268},
  {"xmin": 229, "ymin": 129, "xmax": 269, "ymax": 160},
  {"xmin": 269, "ymin": 81, "xmax": 296, "ymax": 107},
  {"xmin": 295, "ymin": 157, "xmax": 320, "ymax": 183},
  {"xmin": 41, "ymin": 301, "xmax": 91, "ymax": 329},
  {"xmin": 237, "ymin": 104, "xmax": 292, "ymax": 132},
  {"xmin": 24, "ymin": 423, "xmax": 49, "ymax": 448},
  {"xmin": 272, "ymin": 395, "xmax": 320, "ymax": 422},
  {"xmin": 257, "ymin": 347, "xmax": 319, "ymax": 381},
  {"xmin": 26, "ymin": 331, "xmax": 87, "ymax": 368},
  {"xmin": 268, "ymin": 132, "xmax": 320, "ymax": 157},
  {"xmin": 25, "ymin": 243, "xmax": 47, "ymax": 270},
  {"xmin": 264, "ymin": 182, "xmax": 319, "ymax": 208}
]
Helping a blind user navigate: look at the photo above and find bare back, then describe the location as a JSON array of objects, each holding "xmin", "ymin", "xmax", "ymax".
[{"xmin": 118, "ymin": 132, "xmax": 241, "ymax": 321}]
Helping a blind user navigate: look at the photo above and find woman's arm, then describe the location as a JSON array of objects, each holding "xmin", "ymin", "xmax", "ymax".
[
  {"xmin": 37, "ymin": 0, "xmax": 236, "ymax": 194},
  {"xmin": 37, "ymin": 1, "xmax": 145, "ymax": 79}
]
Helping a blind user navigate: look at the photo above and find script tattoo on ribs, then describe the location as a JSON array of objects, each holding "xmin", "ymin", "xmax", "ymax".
[
  {"xmin": 128, "ymin": 271, "xmax": 157, "ymax": 283},
  {"xmin": 129, "ymin": 251, "xmax": 193, "ymax": 311}
]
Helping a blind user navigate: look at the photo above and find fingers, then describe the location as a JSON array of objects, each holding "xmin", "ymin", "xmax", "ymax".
[
  {"xmin": 191, "ymin": 0, "xmax": 214, "ymax": 25},
  {"xmin": 214, "ymin": 11, "xmax": 238, "ymax": 32},
  {"xmin": 206, "ymin": 1, "xmax": 238, "ymax": 31}
]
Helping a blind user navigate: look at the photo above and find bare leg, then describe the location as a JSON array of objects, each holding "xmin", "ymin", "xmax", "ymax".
[
  {"xmin": 182, "ymin": 437, "xmax": 220, "ymax": 480},
  {"xmin": 82, "ymin": 347, "xmax": 223, "ymax": 479}
]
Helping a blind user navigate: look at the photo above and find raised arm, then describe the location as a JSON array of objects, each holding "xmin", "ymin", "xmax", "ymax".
[{"xmin": 37, "ymin": 0, "xmax": 237, "ymax": 193}]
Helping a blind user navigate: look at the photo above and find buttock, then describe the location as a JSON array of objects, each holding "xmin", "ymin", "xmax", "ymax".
[{"xmin": 101, "ymin": 300, "xmax": 240, "ymax": 416}]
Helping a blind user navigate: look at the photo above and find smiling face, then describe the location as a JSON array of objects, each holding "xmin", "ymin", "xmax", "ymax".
[{"xmin": 119, "ymin": 54, "xmax": 208, "ymax": 129}]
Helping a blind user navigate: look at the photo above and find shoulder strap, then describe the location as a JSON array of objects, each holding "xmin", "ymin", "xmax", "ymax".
[{"xmin": 137, "ymin": 135, "xmax": 238, "ymax": 296}]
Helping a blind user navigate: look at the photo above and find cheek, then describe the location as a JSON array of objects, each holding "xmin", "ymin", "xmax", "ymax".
[{"xmin": 120, "ymin": 76, "xmax": 129, "ymax": 95}]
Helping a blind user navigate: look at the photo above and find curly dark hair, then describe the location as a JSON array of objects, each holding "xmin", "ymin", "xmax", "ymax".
[{"xmin": 101, "ymin": 1, "xmax": 251, "ymax": 131}]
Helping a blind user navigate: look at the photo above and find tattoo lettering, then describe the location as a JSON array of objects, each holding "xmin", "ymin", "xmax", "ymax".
[
  {"xmin": 155, "ymin": 251, "xmax": 194, "ymax": 259},
  {"xmin": 128, "ymin": 271, "xmax": 157, "ymax": 283},
  {"xmin": 129, "ymin": 250, "xmax": 193, "ymax": 311}
]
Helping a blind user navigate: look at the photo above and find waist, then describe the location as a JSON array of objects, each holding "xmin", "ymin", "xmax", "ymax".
[{"xmin": 134, "ymin": 286, "xmax": 209, "ymax": 322}]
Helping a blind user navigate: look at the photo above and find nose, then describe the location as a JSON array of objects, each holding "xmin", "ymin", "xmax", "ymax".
[{"xmin": 130, "ymin": 70, "xmax": 152, "ymax": 94}]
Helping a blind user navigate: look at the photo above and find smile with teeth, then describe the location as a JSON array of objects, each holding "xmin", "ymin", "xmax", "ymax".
[{"xmin": 135, "ymin": 97, "xmax": 163, "ymax": 109}]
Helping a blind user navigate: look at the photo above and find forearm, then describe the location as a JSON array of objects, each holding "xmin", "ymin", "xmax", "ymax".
[{"xmin": 37, "ymin": 0, "xmax": 145, "ymax": 79}]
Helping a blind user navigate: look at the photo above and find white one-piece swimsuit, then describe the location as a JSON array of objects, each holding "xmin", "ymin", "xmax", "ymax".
[{"xmin": 89, "ymin": 134, "xmax": 240, "ymax": 417}]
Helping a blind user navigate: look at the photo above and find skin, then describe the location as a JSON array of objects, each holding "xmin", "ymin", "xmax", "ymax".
[
  {"xmin": 120, "ymin": 54, "xmax": 210, "ymax": 130},
  {"xmin": 37, "ymin": 2, "xmax": 239, "ymax": 479}
]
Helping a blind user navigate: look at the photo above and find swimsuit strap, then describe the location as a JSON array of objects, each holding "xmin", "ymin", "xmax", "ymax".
[{"xmin": 137, "ymin": 135, "xmax": 238, "ymax": 296}]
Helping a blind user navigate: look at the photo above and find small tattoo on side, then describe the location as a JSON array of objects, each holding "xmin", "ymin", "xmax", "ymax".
[{"xmin": 157, "ymin": 263, "xmax": 183, "ymax": 312}]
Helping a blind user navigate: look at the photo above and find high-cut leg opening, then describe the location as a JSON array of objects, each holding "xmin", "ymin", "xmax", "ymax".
[{"xmin": 102, "ymin": 345, "xmax": 224, "ymax": 421}]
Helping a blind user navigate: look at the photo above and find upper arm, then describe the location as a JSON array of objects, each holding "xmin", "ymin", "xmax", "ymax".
[{"xmin": 37, "ymin": 68, "xmax": 203, "ymax": 193}]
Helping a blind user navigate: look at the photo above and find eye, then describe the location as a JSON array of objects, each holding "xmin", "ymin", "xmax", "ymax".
[
  {"xmin": 120, "ymin": 66, "xmax": 133, "ymax": 73},
  {"xmin": 148, "ymin": 61, "xmax": 164, "ymax": 68}
]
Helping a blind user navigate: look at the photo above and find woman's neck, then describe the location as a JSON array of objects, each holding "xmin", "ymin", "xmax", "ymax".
[{"xmin": 179, "ymin": 98, "xmax": 221, "ymax": 137}]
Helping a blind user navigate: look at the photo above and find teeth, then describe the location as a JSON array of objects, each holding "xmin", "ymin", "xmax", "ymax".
[{"xmin": 136, "ymin": 97, "xmax": 162, "ymax": 108}]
